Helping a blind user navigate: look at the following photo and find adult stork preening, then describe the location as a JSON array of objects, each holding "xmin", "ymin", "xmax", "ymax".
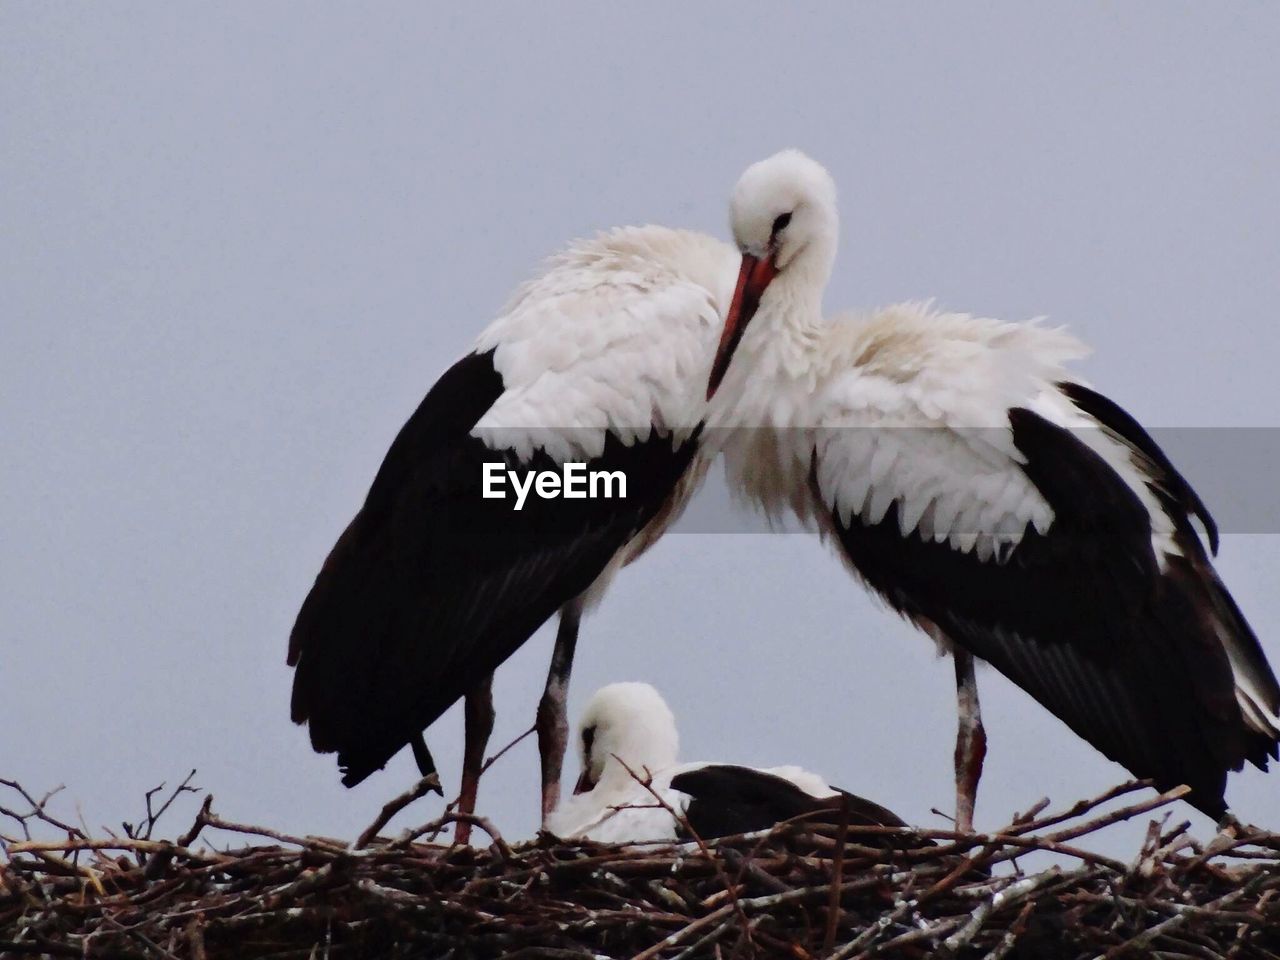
[
  {"xmin": 548, "ymin": 682, "xmax": 912, "ymax": 843},
  {"xmin": 704, "ymin": 149, "xmax": 1280, "ymax": 826},
  {"xmin": 288, "ymin": 197, "xmax": 760, "ymax": 834}
]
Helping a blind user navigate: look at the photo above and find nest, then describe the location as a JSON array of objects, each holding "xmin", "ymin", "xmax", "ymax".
[{"xmin": 2, "ymin": 774, "xmax": 1279, "ymax": 959}]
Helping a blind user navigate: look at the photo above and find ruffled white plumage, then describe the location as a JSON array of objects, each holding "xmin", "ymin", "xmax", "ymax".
[
  {"xmin": 717, "ymin": 301, "xmax": 1200, "ymax": 566},
  {"xmin": 473, "ymin": 226, "xmax": 738, "ymax": 462}
]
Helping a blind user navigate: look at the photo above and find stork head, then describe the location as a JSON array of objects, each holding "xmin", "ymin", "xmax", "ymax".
[
  {"xmin": 572, "ymin": 682, "xmax": 679, "ymax": 795},
  {"xmin": 708, "ymin": 149, "xmax": 838, "ymax": 398}
]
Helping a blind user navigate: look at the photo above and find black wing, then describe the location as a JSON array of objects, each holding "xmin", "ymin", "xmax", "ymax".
[
  {"xmin": 826, "ymin": 397, "xmax": 1279, "ymax": 818},
  {"xmin": 1059, "ymin": 382, "xmax": 1219, "ymax": 553},
  {"xmin": 669, "ymin": 764, "xmax": 916, "ymax": 845},
  {"xmin": 288, "ymin": 349, "xmax": 702, "ymax": 786}
]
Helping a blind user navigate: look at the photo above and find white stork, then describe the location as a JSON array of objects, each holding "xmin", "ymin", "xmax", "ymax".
[
  {"xmin": 548, "ymin": 682, "xmax": 911, "ymax": 843},
  {"xmin": 288, "ymin": 186, "xmax": 779, "ymax": 834},
  {"xmin": 704, "ymin": 149, "xmax": 1280, "ymax": 825}
]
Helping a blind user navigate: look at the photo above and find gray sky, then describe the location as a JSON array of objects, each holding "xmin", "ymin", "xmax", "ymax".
[{"xmin": 4, "ymin": 4, "xmax": 1279, "ymax": 854}]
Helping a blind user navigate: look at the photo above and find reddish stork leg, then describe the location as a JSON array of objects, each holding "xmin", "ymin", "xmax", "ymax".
[
  {"xmin": 953, "ymin": 650, "xmax": 987, "ymax": 833},
  {"xmin": 455, "ymin": 673, "xmax": 495, "ymax": 845},
  {"xmin": 536, "ymin": 602, "xmax": 583, "ymax": 826}
]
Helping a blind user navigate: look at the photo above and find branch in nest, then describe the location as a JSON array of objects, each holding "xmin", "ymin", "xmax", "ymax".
[{"xmin": 2, "ymin": 775, "xmax": 1278, "ymax": 960}]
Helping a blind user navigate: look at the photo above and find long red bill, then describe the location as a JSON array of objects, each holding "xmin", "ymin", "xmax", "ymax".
[{"xmin": 706, "ymin": 253, "xmax": 777, "ymax": 399}]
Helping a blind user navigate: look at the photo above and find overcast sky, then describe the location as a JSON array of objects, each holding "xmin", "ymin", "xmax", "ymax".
[{"xmin": 4, "ymin": 4, "xmax": 1279, "ymax": 855}]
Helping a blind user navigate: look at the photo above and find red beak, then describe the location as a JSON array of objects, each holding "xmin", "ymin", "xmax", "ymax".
[
  {"xmin": 573, "ymin": 769, "xmax": 595, "ymax": 795},
  {"xmin": 707, "ymin": 253, "xmax": 777, "ymax": 399}
]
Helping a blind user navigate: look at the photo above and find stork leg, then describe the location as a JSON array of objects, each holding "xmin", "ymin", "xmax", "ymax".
[
  {"xmin": 536, "ymin": 601, "xmax": 583, "ymax": 827},
  {"xmin": 953, "ymin": 650, "xmax": 987, "ymax": 833},
  {"xmin": 455, "ymin": 673, "xmax": 495, "ymax": 845}
]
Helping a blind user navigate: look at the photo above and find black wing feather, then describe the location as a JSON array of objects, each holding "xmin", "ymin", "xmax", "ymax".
[
  {"xmin": 289, "ymin": 349, "xmax": 702, "ymax": 786},
  {"xmin": 826, "ymin": 401, "xmax": 1276, "ymax": 817},
  {"xmin": 1059, "ymin": 381, "xmax": 1219, "ymax": 554},
  {"xmin": 670, "ymin": 764, "xmax": 917, "ymax": 846}
]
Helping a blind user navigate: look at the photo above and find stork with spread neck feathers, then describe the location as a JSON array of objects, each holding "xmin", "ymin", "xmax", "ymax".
[
  {"xmin": 548, "ymin": 682, "xmax": 912, "ymax": 844},
  {"xmin": 705, "ymin": 150, "xmax": 1280, "ymax": 826}
]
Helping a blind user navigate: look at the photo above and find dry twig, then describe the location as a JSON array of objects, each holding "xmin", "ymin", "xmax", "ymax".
[{"xmin": 1, "ymin": 776, "xmax": 1277, "ymax": 959}]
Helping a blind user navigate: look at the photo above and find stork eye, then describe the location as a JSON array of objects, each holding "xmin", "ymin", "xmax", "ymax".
[
  {"xmin": 582, "ymin": 725, "xmax": 596, "ymax": 755},
  {"xmin": 771, "ymin": 212, "xmax": 793, "ymax": 236}
]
